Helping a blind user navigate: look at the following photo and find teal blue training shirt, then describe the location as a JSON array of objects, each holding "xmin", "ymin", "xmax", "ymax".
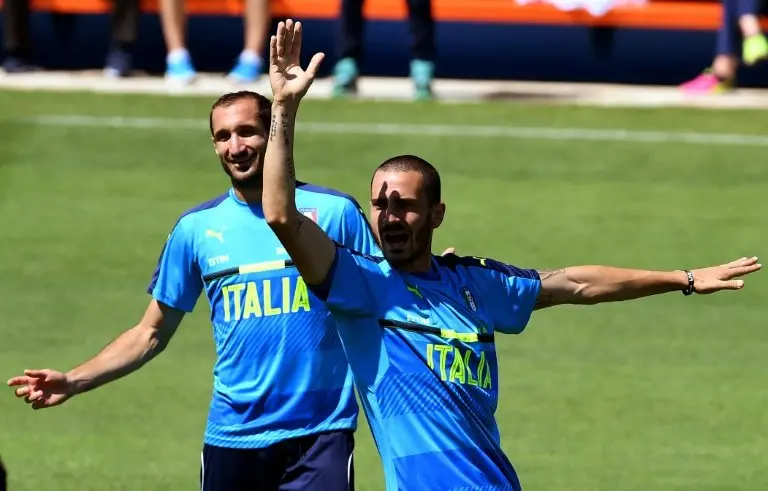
[
  {"xmin": 147, "ymin": 184, "xmax": 380, "ymax": 449},
  {"xmin": 310, "ymin": 246, "xmax": 541, "ymax": 491}
]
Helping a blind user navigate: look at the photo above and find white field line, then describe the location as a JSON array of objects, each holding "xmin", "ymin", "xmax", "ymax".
[{"xmin": 14, "ymin": 115, "xmax": 768, "ymax": 147}]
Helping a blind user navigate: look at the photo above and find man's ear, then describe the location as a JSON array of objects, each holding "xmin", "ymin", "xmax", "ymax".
[{"xmin": 431, "ymin": 202, "xmax": 446, "ymax": 229}]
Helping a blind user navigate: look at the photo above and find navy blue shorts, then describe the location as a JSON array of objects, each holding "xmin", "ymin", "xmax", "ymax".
[{"xmin": 200, "ymin": 430, "xmax": 355, "ymax": 491}]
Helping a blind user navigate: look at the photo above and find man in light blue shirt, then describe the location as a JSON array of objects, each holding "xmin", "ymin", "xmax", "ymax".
[{"xmin": 9, "ymin": 90, "xmax": 381, "ymax": 491}]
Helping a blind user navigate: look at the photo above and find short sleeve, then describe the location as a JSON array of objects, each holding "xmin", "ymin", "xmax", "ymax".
[
  {"xmin": 308, "ymin": 246, "xmax": 383, "ymax": 317},
  {"xmin": 477, "ymin": 259, "xmax": 541, "ymax": 335},
  {"xmin": 146, "ymin": 219, "xmax": 203, "ymax": 312},
  {"xmin": 340, "ymin": 198, "xmax": 380, "ymax": 256}
]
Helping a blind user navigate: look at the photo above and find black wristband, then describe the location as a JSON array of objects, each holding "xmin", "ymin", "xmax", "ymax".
[{"xmin": 682, "ymin": 270, "xmax": 695, "ymax": 296}]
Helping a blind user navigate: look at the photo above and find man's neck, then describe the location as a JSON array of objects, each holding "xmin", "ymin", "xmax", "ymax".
[
  {"xmin": 233, "ymin": 186, "xmax": 263, "ymax": 204},
  {"xmin": 396, "ymin": 253, "xmax": 434, "ymax": 274}
]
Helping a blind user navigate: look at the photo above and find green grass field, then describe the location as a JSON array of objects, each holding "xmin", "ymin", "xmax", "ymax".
[{"xmin": 1, "ymin": 90, "xmax": 766, "ymax": 491}]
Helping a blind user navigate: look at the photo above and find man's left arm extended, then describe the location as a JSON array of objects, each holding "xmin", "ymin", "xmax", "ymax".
[{"xmin": 533, "ymin": 257, "xmax": 761, "ymax": 310}]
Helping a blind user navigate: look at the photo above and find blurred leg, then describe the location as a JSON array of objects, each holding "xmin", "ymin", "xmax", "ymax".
[
  {"xmin": 405, "ymin": 0, "xmax": 434, "ymax": 62},
  {"xmin": 227, "ymin": 0, "xmax": 268, "ymax": 82},
  {"xmin": 160, "ymin": 0, "xmax": 186, "ymax": 53},
  {"xmin": 712, "ymin": 53, "xmax": 739, "ymax": 78},
  {"xmin": 716, "ymin": 0, "xmax": 741, "ymax": 59},
  {"xmin": 736, "ymin": 0, "xmax": 761, "ymax": 35},
  {"xmin": 160, "ymin": 0, "xmax": 196, "ymax": 81},
  {"xmin": 736, "ymin": 0, "xmax": 767, "ymax": 64},
  {"xmin": 680, "ymin": 0, "xmax": 738, "ymax": 92},
  {"xmin": 104, "ymin": 0, "xmax": 140, "ymax": 77},
  {"xmin": 405, "ymin": 0, "xmax": 435, "ymax": 99},
  {"xmin": 331, "ymin": 0, "xmax": 364, "ymax": 96},
  {"xmin": 337, "ymin": 0, "xmax": 364, "ymax": 62},
  {"xmin": 3, "ymin": 0, "xmax": 31, "ymax": 60},
  {"xmin": 110, "ymin": 0, "xmax": 139, "ymax": 47},
  {"xmin": 243, "ymin": 0, "xmax": 268, "ymax": 54},
  {"xmin": 738, "ymin": 13, "xmax": 761, "ymax": 36}
]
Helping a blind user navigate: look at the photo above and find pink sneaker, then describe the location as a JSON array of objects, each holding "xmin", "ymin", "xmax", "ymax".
[{"xmin": 679, "ymin": 70, "xmax": 733, "ymax": 95}]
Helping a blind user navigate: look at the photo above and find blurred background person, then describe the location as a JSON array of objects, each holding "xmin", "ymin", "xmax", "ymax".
[
  {"xmin": 680, "ymin": 0, "xmax": 767, "ymax": 94},
  {"xmin": 2, "ymin": 0, "xmax": 35, "ymax": 72},
  {"xmin": 331, "ymin": 0, "xmax": 435, "ymax": 100},
  {"xmin": 103, "ymin": 0, "xmax": 141, "ymax": 77},
  {"xmin": 159, "ymin": 0, "xmax": 269, "ymax": 83},
  {"xmin": 1, "ymin": 0, "xmax": 139, "ymax": 76}
]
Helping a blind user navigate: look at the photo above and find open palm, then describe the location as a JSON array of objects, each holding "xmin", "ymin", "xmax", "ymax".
[
  {"xmin": 269, "ymin": 19, "xmax": 325, "ymax": 105},
  {"xmin": 7, "ymin": 369, "xmax": 74, "ymax": 410},
  {"xmin": 691, "ymin": 256, "xmax": 761, "ymax": 294}
]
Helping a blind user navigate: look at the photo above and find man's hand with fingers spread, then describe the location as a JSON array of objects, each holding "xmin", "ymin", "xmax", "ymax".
[
  {"xmin": 690, "ymin": 256, "xmax": 761, "ymax": 294},
  {"xmin": 7, "ymin": 368, "xmax": 74, "ymax": 410},
  {"xmin": 269, "ymin": 19, "xmax": 325, "ymax": 107}
]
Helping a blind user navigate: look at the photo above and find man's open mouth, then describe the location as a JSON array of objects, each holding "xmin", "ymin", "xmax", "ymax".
[
  {"xmin": 383, "ymin": 231, "xmax": 409, "ymax": 246},
  {"xmin": 230, "ymin": 154, "xmax": 256, "ymax": 170}
]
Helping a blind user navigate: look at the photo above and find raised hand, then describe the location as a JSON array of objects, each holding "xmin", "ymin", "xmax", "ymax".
[
  {"xmin": 268, "ymin": 19, "xmax": 325, "ymax": 106},
  {"xmin": 691, "ymin": 256, "xmax": 761, "ymax": 294},
  {"xmin": 7, "ymin": 369, "xmax": 74, "ymax": 410}
]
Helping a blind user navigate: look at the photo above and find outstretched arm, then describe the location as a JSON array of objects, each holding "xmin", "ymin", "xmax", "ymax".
[
  {"xmin": 7, "ymin": 299, "xmax": 183, "ymax": 409},
  {"xmin": 533, "ymin": 257, "xmax": 761, "ymax": 310},
  {"xmin": 262, "ymin": 20, "xmax": 336, "ymax": 286},
  {"xmin": 65, "ymin": 300, "xmax": 184, "ymax": 393}
]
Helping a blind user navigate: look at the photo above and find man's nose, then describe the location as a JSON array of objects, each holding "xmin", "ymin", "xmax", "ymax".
[
  {"xmin": 384, "ymin": 205, "xmax": 403, "ymax": 223},
  {"xmin": 229, "ymin": 135, "xmax": 246, "ymax": 154}
]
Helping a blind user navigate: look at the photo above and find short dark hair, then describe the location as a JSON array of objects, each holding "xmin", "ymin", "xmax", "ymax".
[
  {"xmin": 209, "ymin": 90, "xmax": 272, "ymax": 135},
  {"xmin": 373, "ymin": 154, "xmax": 441, "ymax": 205}
]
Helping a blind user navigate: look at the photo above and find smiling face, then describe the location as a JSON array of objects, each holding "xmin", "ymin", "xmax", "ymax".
[
  {"xmin": 370, "ymin": 168, "xmax": 445, "ymax": 272},
  {"xmin": 211, "ymin": 97, "xmax": 268, "ymax": 190}
]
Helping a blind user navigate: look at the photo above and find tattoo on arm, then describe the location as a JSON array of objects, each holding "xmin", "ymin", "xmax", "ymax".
[
  {"xmin": 268, "ymin": 113, "xmax": 290, "ymax": 145},
  {"xmin": 268, "ymin": 113, "xmax": 295, "ymax": 179},
  {"xmin": 287, "ymin": 156, "xmax": 295, "ymax": 181},
  {"xmin": 269, "ymin": 114, "xmax": 277, "ymax": 142},
  {"xmin": 534, "ymin": 268, "xmax": 565, "ymax": 309},
  {"xmin": 294, "ymin": 213, "xmax": 309, "ymax": 235},
  {"xmin": 281, "ymin": 118, "xmax": 290, "ymax": 145}
]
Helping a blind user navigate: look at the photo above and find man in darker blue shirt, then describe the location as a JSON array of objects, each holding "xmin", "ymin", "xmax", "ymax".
[{"xmin": 261, "ymin": 19, "xmax": 762, "ymax": 491}]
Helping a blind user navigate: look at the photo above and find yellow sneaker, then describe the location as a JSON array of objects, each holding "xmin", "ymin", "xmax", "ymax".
[{"xmin": 743, "ymin": 34, "xmax": 768, "ymax": 66}]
